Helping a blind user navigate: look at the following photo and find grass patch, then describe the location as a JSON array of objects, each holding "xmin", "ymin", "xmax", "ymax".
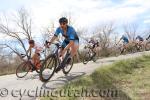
[{"xmin": 41, "ymin": 55, "xmax": 150, "ymax": 100}]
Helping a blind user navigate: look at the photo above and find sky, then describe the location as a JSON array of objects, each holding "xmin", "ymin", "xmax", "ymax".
[{"xmin": 0, "ymin": 0, "xmax": 150, "ymax": 39}]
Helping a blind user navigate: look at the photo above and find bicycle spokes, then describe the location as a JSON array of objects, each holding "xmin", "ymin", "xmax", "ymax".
[{"xmin": 39, "ymin": 55, "xmax": 57, "ymax": 82}]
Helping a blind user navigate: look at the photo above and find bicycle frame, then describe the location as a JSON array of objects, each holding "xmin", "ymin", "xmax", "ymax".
[
  {"xmin": 52, "ymin": 43, "xmax": 71, "ymax": 66},
  {"xmin": 20, "ymin": 54, "xmax": 41, "ymax": 71}
]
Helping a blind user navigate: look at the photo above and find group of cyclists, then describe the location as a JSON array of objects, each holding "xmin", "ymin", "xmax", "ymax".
[
  {"xmin": 26, "ymin": 17, "xmax": 100, "ymax": 72},
  {"xmin": 26, "ymin": 17, "xmax": 150, "ymax": 72},
  {"xmin": 117, "ymin": 35, "xmax": 144, "ymax": 45},
  {"xmin": 117, "ymin": 34, "xmax": 150, "ymax": 53}
]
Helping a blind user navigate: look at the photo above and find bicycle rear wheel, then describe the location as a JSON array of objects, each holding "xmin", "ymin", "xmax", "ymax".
[
  {"xmin": 39, "ymin": 54, "xmax": 57, "ymax": 82},
  {"xmin": 63, "ymin": 57, "xmax": 74, "ymax": 75},
  {"xmin": 16, "ymin": 61, "xmax": 31, "ymax": 78}
]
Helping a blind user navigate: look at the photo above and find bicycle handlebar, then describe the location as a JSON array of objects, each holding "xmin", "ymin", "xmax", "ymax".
[
  {"xmin": 45, "ymin": 40, "xmax": 61, "ymax": 48},
  {"xmin": 20, "ymin": 54, "xmax": 31, "ymax": 59}
]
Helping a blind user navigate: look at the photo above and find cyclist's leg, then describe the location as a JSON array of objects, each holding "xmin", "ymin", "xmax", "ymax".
[
  {"xmin": 93, "ymin": 45, "xmax": 97, "ymax": 54},
  {"xmin": 56, "ymin": 40, "xmax": 79, "ymax": 72},
  {"xmin": 124, "ymin": 41, "xmax": 129, "ymax": 48},
  {"xmin": 55, "ymin": 40, "xmax": 69, "ymax": 72},
  {"xmin": 90, "ymin": 47, "xmax": 96, "ymax": 58},
  {"xmin": 32, "ymin": 54, "xmax": 36, "ymax": 65},
  {"xmin": 58, "ymin": 46, "xmax": 63, "ymax": 59},
  {"xmin": 33, "ymin": 53, "xmax": 41, "ymax": 69},
  {"xmin": 30, "ymin": 53, "xmax": 39, "ymax": 71},
  {"xmin": 59, "ymin": 40, "xmax": 68, "ymax": 60},
  {"xmin": 121, "ymin": 42, "xmax": 127, "ymax": 53},
  {"xmin": 70, "ymin": 40, "xmax": 79, "ymax": 57},
  {"xmin": 139, "ymin": 40, "xmax": 143, "ymax": 46},
  {"xmin": 59, "ymin": 40, "xmax": 79, "ymax": 64}
]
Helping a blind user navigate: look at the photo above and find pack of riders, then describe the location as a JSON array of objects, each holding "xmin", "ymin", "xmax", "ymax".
[{"xmin": 27, "ymin": 17, "xmax": 150, "ymax": 70}]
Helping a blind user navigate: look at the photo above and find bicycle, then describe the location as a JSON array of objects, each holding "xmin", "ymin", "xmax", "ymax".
[
  {"xmin": 16, "ymin": 54, "xmax": 44, "ymax": 78},
  {"xmin": 117, "ymin": 42, "xmax": 137, "ymax": 55},
  {"xmin": 83, "ymin": 45, "xmax": 97, "ymax": 64},
  {"xmin": 39, "ymin": 41, "xmax": 74, "ymax": 82}
]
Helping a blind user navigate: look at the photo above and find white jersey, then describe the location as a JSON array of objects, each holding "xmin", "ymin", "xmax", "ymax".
[{"xmin": 33, "ymin": 43, "xmax": 43, "ymax": 53}]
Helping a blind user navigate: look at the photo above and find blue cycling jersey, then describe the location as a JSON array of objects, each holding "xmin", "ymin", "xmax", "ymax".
[
  {"xmin": 121, "ymin": 36, "xmax": 129, "ymax": 43},
  {"xmin": 54, "ymin": 25, "xmax": 79, "ymax": 42}
]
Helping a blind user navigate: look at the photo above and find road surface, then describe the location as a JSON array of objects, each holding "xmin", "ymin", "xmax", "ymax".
[{"xmin": 0, "ymin": 51, "xmax": 149, "ymax": 100}]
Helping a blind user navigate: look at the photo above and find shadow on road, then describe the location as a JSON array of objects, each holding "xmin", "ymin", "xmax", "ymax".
[
  {"xmin": 41, "ymin": 72, "xmax": 86, "ymax": 90},
  {"xmin": 16, "ymin": 73, "xmax": 39, "ymax": 80}
]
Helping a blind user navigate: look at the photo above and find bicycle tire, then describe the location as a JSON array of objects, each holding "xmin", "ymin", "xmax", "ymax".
[
  {"xmin": 16, "ymin": 61, "xmax": 31, "ymax": 78},
  {"xmin": 39, "ymin": 54, "xmax": 57, "ymax": 82}
]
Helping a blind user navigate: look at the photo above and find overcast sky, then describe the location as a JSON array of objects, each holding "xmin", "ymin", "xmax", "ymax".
[{"xmin": 0, "ymin": 0, "xmax": 150, "ymax": 38}]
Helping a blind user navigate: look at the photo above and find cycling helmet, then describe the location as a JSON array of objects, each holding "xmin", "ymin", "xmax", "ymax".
[
  {"xmin": 29, "ymin": 40, "xmax": 34, "ymax": 44},
  {"xmin": 122, "ymin": 35, "xmax": 125, "ymax": 37},
  {"xmin": 59, "ymin": 17, "xmax": 68, "ymax": 24},
  {"xmin": 137, "ymin": 35, "xmax": 141, "ymax": 38}
]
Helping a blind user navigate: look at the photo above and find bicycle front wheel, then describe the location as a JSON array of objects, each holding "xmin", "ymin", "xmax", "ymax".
[
  {"xmin": 39, "ymin": 54, "xmax": 57, "ymax": 82},
  {"xmin": 16, "ymin": 61, "xmax": 31, "ymax": 78},
  {"xmin": 83, "ymin": 53, "xmax": 90, "ymax": 64}
]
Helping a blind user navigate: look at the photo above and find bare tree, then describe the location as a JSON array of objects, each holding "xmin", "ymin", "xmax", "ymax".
[
  {"xmin": 77, "ymin": 28, "xmax": 89, "ymax": 42},
  {"xmin": 142, "ymin": 28, "xmax": 150, "ymax": 39},
  {"xmin": 41, "ymin": 22, "xmax": 55, "ymax": 43},
  {"xmin": 0, "ymin": 8, "xmax": 33, "ymax": 60},
  {"xmin": 91, "ymin": 22, "xmax": 116, "ymax": 56},
  {"xmin": 96, "ymin": 22, "xmax": 116, "ymax": 49},
  {"xmin": 123, "ymin": 23, "xmax": 138, "ymax": 41}
]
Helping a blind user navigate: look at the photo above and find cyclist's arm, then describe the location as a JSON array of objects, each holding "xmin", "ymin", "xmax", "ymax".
[{"xmin": 49, "ymin": 35, "xmax": 57, "ymax": 43}]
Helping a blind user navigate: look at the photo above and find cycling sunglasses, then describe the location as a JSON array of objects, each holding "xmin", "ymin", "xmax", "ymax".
[{"xmin": 60, "ymin": 22, "xmax": 67, "ymax": 25}]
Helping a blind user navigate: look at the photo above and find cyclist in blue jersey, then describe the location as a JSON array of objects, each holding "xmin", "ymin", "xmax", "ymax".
[
  {"xmin": 117, "ymin": 35, "xmax": 129, "ymax": 45},
  {"xmin": 135, "ymin": 35, "xmax": 144, "ymax": 50},
  {"xmin": 46, "ymin": 17, "xmax": 79, "ymax": 72},
  {"xmin": 136, "ymin": 35, "xmax": 144, "ymax": 44},
  {"xmin": 121, "ymin": 35, "xmax": 129, "ymax": 44},
  {"xmin": 136, "ymin": 35, "xmax": 143, "ymax": 41},
  {"xmin": 116, "ymin": 35, "xmax": 129, "ymax": 53}
]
